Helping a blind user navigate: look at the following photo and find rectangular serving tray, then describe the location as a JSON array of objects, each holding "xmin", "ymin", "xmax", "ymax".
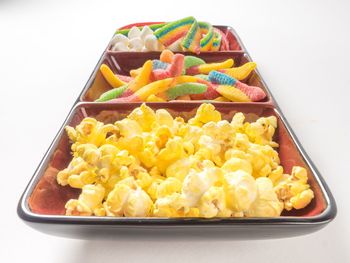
[
  {"xmin": 17, "ymin": 22, "xmax": 336, "ymax": 240},
  {"xmin": 18, "ymin": 102, "xmax": 336, "ymax": 239}
]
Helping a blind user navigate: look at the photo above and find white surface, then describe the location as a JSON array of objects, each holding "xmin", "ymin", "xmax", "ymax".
[{"xmin": 1, "ymin": 0, "xmax": 349, "ymax": 262}]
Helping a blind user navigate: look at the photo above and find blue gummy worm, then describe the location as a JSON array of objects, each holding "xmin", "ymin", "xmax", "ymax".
[
  {"xmin": 208, "ymin": 70, "xmax": 237, "ymax": 85},
  {"xmin": 152, "ymin": 60, "xmax": 169, "ymax": 70}
]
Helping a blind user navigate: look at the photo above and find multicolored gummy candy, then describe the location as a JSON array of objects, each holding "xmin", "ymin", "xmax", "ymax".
[
  {"xmin": 154, "ymin": 17, "xmax": 195, "ymax": 47},
  {"xmin": 181, "ymin": 20, "xmax": 201, "ymax": 54},
  {"xmin": 96, "ymin": 50, "xmax": 265, "ymax": 103}
]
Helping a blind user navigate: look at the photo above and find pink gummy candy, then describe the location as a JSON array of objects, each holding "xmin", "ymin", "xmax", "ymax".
[
  {"xmin": 235, "ymin": 81, "xmax": 266, "ymax": 101},
  {"xmin": 190, "ymin": 79, "xmax": 220, "ymax": 100},
  {"xmin": 116, "ymin": 74, "xmax": 133, "ymax": 83},
  {"xmin": 152, "ymin": 54, "xmax": 184, "ymax": 80},
  {"xmin": 109, "ymin": 94, "xmax": 141, "ymax": 103}
]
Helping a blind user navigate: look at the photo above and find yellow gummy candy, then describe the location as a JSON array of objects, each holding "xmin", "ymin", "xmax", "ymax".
[
  {"xmin": 197, "ymin": 59, "xmax": 234, "ymax": 74},
  {"xmin": 135, "ymin": 75, "xmax": 199, "ymax": 101},
  {"xmin": 135, "ymin": 78, "xmax": 174, "ymax": 100},
  {"xmin": 100, "ymin": 64, "xmax": 126, "ymax": 88},
  {"xmin": 130, "ymin": 67, "xmax": 142, "ymax": 78},
  {"xmin": 216, "ymin": 85, "xmax": 251, "ymax": 102},
  {"xmin": 128, "ymin": 60, "xmax": 153, "ymax": 93},
  {"xmin": 213, "ymin": 96, "xmax": 231, "ymax": 102},
  {"xmin": 146, "ymin": 94, "xmax": 166, "ymax": 102},
  {"xmin": 221, "ymin": 62, "xmax": 257, "ymax": 80}
]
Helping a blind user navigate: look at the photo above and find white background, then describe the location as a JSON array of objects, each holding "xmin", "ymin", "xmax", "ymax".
[{"xmin": 1, "ymin": 0, "xmax": 349, "ymax": 262}]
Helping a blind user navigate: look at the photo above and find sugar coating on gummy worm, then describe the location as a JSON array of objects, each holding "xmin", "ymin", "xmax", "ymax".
[
  {"xmin": 166, "ymin": 82, "xmax": 207, "ymax": 100},
  {"xmin": 208, "ymin": 70, "xmax": 237, "ymax": 86},
  {"xmin": 96, "ymin": 85, "xmax": 128, "ymax": 102}
]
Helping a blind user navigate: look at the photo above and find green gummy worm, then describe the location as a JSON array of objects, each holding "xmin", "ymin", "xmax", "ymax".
[
  {"xmin": 184, "ymin": 56, "xmax": 205, "ymax": 70},
  {"xmin": 166, "ymin": 82, "xmax": 207, "ymax": 100},
  {"xmin": 95, "ymin": 85, "xmax": 128, "ymax": 102}
]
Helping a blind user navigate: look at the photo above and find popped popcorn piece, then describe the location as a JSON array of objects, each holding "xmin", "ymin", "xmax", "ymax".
[
  {"xmin": 274, "ymin": 166, "xmax": 314, "ymax": 210},
  {"xmin": 188, "ymin": 103, "xmax": 221, "ymax": 126},
  {"xmin": 245, "ymin": 177, "xmax": 283, "ymax": 217},
  {"xmin": 199, "ymin": 186, "xmax": 232, "ymax": 218},
  {"xmin": 65, "ymin": 184, "xmax": 105, "ymax": 216},
  {"xmin": 182, "ymin": 167, "xmax": 222, "ymax": 206},
  {"xmin": 225, "ymin": 170, "xmax": 257, "ymax": 213}
]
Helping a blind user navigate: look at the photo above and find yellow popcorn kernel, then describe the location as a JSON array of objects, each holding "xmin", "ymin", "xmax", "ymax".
[
  {"xmin": 156, "ymin": 177, "xmax": 182, "ymax": 198},
  {"xmin": 118, "ymin": 176, "xmax": 137, "ymax": 190},
  {"xmin": 233, "ymin": 133, "xmax": 250, "ymax": 151},
  {"xmin": 166, "ymin": 157, "xmax": 196, "ymax": 181},
  {"xmin": 65, "ymin": 200, "xmax": 92, "ymax": 216},
  {"xmin": 65, "ymin": 126, "xmax": 77, "ymax": 142},
  {"xmin": 290, "ymin": 189, "xmax": 314, "ymax": 210},
  {"xmin": 224, "ymin": 149, "xmax": 248, "ymax": 161},
  {"xmin": 79, "ymin": 184, "xmax": 105, "ymax": 209},
  {"xmin": 268, "ymin": 166, "xmax": 284, "ymax": 184},
  {"xmin": 246, "ymin": 144, "xmax": 279, "ymax": 178},
  {"xmin": 225, "ymin": 170, "xmax": 257, "ymax": 212},
  {"xmin": 155, "ymin": 109, "xmax": 174, "ymax": 128},
  {"xmin": 99, "ymin": 144, "xmax": 120, "ymax": 156},
  {"xmin": 93, "ymin": 204, "xmax": 106, "ymax": 217},
  {"xmin": 196, "ymin": 135, "xmax": 222, "ymax": 165},
  {"xmin": 128, "ymin": 103, "xmax": 156, "ymax": 132},
  {"xmin": 124, "ymin": 187, "xmax": 153, "ymax": 217},
  {"xmin": 65, "ymin": 184, "xmax": 105, "ymax": 216},
  {"xmin": 182, "ymin": 168, "xmax": 222, "ymax": 206},
  {"xmin": 186, "ymin": 208, "xmax": 200, "ymax": 217},
  {"xmin": 135, "ymin": 171, "xmax": 153, "ymax": 190},
  {"xmin": 155, "ymin": 125, "xmax": 172, "ymax": 148},
  {"xmin": 274, "ymin": 166, "xmax": 314, "ymax": 211},
  {"xmin": 75, "ymin": 144, "xmax": 100, "ymax": 165},
  {"xmin": 202, "ymin": 120, "xmax": 236, "ymax": 142},
  {"xmin": 156, "ymin": 137, "xmax": 186, "ymax": 173},
  {"xmin": 58, "ymin": 156, "xmax": 97, "ymax": 188},
  {"xmin": 114, "ymin": 150, "xmax": 135, "ymax": 166},
  {"xmin": 230, "ymin": 112, "xmax": 245, "ymax": 132},
  {"xmin": 138, "ymin": 148, "xmax": 157, "ymax": 168},
  {"xmin": 188, "ymin": 103, "xmax": 221, "ymax": 126},
  {"xmin": 68, "ymin": 170, "xmax": 96, "ymax": 188},
  {"xmin": 183, "ymin": 141, "xmax": 194, "ymax": 155},
  {"xmin": 199, "ymin": 186, "xmax": 231, "ymax": 218},
  {"xmin": 245, "ymin": 177, "xmax": 283, "ymax": 217},
  {"xmin": 147, "ymin": 178, "xmax": 164, "ymax": 201},
  {"xmin": 291, "ymin": 166, "xmax": 308, "ymax": 183},
  {"xmin": 57, "ymin": 169, "xmax": 70, "ymax": 186},
  {"xmin": 67, "ymin": 118, "xmax": 116, "ymax": 148},
  {"xmin": 119, "ymin": 165, "xmax": 130, "ymax": 179},
  {"xmin": 104, "ymin": 184, "xmax": 132, "ymax": 216},
  {"xmin": 115, "ymin": 119, "xmax": 142, "ymax": 138},
  {"xmin": 152, "ymin": 193, "xmax": 189, "ymax": 217},
  {"xmin": 244, "ymin": 116, "xmax": 278, "ymax": 147},
  {"xmin": 222, "ymin": 157, "xmax": 253, "ymax": 174},
  {"xmin": 149, "ymin": 166, "xmax": 163, "ymax": 178}
]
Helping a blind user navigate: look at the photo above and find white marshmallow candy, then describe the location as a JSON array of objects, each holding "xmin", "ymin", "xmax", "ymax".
[
  {"xmin": 112, "ymin": 42, "xmax": 129, "ymax": 52},
  {"xmin": 129, "ymin": 37, "xmax": 143, "ymax": 51},
  {"xmin": 140, "ymin": 26, "xmax": 154, "ymax": 41},
  {"xmin": 144, "ymin": 34, "xmax": 162, "ymax": 51},
  {"xmin": 128, "ymin": 26, "xmax": 141, "ymax": 39},
  {"xmin": 110, "ymin": 33, "xmax": 129, "ymax": 46}
]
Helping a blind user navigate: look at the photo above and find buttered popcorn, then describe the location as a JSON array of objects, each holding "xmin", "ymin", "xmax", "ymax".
[{"xmin": 58, "ymin": 103, "xmax": 314, "ymax": 218}]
